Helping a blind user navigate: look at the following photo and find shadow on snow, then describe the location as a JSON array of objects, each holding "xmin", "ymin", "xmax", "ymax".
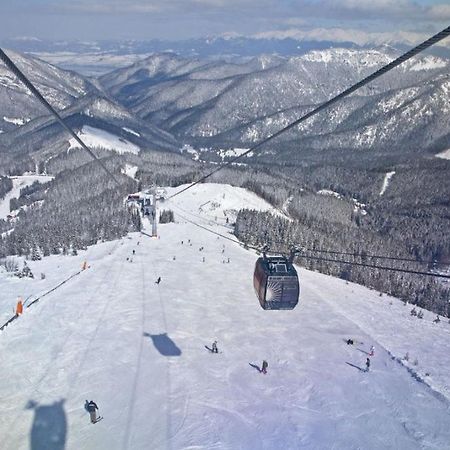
[
  {"xmin": 27, "ymin": 399, "xmax": 67, "ymax": 450},
  {"xmin": 143, "ymin": 332, "xmax": 182, "ymax": 356}
]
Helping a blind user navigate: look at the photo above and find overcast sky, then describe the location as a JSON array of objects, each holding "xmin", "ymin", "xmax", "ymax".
[{"xmin": 0, "ymin": 0, "xmax": 449, "ymax": 45}]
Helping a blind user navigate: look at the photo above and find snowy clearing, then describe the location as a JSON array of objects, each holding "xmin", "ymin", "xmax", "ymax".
[
  {"xmin": 1, "ymin": 183, "xmax": 450, "ymax": 449},
  {"xmin": 122, "ymin": 127, "xmax": 141, "ymax": 137},
  {"xmin": 0, "ymin": 175, "xmax": 54, "ymax": 220},
  {"xmin": 121, "ymin": 164, "xmax": 139, "ymax": 180},
  {"xmin": 218, "ymin": 147, "xmax": 253, "ymax": 160},
  {"xmin": 379, "ymin": 171, "xmax": 396, "ymax": 196},
  {"xmin": 68, "ymin": 126, "xmax": 140, "ymax": 155},
  {"xmin": 317, "ymin": 189, "xmax": 342, "ymax": 199},
  {"xmin": 436, "ymin": 149, "xmax": 450, "ymax": 160},
  {"xmin": 3, "ymin": 116, "xmax": 30, "ymax": 126}
]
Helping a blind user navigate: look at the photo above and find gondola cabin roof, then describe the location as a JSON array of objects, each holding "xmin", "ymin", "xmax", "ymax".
[{"xmin": 257, "ymin": 255, "xmax": 297, "ymax": 277}]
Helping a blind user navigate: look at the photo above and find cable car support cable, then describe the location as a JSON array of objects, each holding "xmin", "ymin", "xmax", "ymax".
[
  {"xmin": 172, "ymin": 208, "xmax": 450, "ymax": 280},
  {"xmin": 0, "ymin": 48, "xmax": 122, "ymax": 186}
]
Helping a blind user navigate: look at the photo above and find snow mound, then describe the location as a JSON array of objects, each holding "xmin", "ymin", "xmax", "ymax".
[{"xmin": 68, "ymin": 125, "xmax": 140, "ymax": 155}]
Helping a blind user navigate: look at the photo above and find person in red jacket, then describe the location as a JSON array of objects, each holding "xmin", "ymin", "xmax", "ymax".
[{"xmin": 16, "ymin": 298, "xmax": 23, "ymax": 316}]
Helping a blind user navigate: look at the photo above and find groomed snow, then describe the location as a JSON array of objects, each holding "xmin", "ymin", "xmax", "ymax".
[
  {"xmin": 0, "ymin": 175, "xmax": 54, "ymax": 220},
  {"xmin": 68, "ymin": 126, "xmax": 140, "ymax": 155},
  {"xmin": 1, "ymin": 183, "xmax": 450, "ymax": 449}
]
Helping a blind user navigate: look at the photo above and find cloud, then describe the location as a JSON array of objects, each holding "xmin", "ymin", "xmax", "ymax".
[
  {"xmin": 51, "ymin": 0, "xmax": 270, "ymax": 15},
  {"xmin": 252, "ymin": 27, "xmax": 450, "ymax": 48},
  {"xmin": 315, "ymin": 0, "xmax": 450, "ymax": 21}
]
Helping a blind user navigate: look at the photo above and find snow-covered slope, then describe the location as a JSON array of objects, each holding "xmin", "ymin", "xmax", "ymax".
[
  {"xmin": 0, "ymin": 175, "xmax": 53, "ymax": 220},
  {"xmin": 1, "ymin": 184, "xmax": 449, "ymax": 450},
  {"xmin": 68, "ymin": 126, "xmax": 140, "ymax": 155}
]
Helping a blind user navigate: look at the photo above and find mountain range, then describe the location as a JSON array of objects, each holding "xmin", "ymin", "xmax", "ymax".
[{"xmin": 1, "ymin": 47, "xmax": 449, "ymax": 172}]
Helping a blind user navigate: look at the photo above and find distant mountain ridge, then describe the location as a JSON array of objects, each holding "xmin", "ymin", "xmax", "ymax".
[
  {"xmin": 98, "ymin": 49, "xmax": 450, "ymax": 163},
  {"xmin": 0, "ymin": 50, "xmax": 180, "ymax": 173}
]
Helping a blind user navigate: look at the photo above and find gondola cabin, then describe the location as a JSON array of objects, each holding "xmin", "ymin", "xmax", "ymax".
[{"xmin": 253, "ymin": 254, "xmax": 299, "ymax": 310}]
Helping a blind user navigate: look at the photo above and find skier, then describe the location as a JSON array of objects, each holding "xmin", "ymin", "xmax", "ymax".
[
  {"xmin": 417, "ymin": 310, "xmax": 424, "ymax": 319},
  {"xmin": 212, "ymin": 341, "xmax": 218, "ymax": 353},
  {"xmin": 346, "ymin": 338, "xmax": 354, "ymax": 345},
  {"xmin": 365, "ymin": 358, "xmax": 371, "ymax": 372},
  {"xmin": 369, "ymin": 346, "xmax": 375, "ymax": 357},
  {"xmin": 155, "ymin": 277, "xmax": 161, "ymax": 284},
  {"xmin": 433, "ymin": 315, "xmax": 440, "ymax": 323},
  {"xmin": 410, "ymin": 307, "xmax": 417, "ymax": 316},
  {"xmin": 86, "ymin": 400, "xmax": 99, "ymax": 424},
  {"xmin": 261, "ymin": 360, "xmax": 268, "ymax": 374},
  {"xmin": 132, "ymin": 249, "xmax": 135, "ymax": 255}
]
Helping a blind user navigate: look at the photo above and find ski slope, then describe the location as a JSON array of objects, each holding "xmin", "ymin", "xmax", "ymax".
[{"xmin": 1, "ymin": 184, "xmax": 450, "ymax": 450}]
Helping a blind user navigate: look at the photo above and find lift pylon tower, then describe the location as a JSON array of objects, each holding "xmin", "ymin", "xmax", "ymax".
[{"xmin": 151, "ymin": 192, "xmax": 157, "ymax": 238}]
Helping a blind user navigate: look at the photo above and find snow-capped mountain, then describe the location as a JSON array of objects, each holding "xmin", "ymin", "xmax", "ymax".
[
  {"xmin": 0, "ymin": 51, "xmax": 180, "ymax": 171},
  {"xmin": 0, "ymin": 49, "xmax": 97, "ymax": 133},
  {"xmin": 99, "ymin": 49, "xmax": 449, "ymax": 160}
]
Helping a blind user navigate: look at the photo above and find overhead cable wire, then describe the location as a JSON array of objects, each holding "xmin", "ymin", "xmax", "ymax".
[
  {"xmin": 0, "ymin": 48, "xmax": 121, "ymax": 185},
  {"xmin": 300, "ymin": 247, "xmax": 446, "ymax": 266},
  {"xmin": 168, "ymin": 25, "xmax": 450, "ymax": 200},
  {"xmin": 295, "ymin": 253, "xmax": 450, "ymax": 280},
  {"xmin": 172, "ymin": 208, "xmax": 450, "ymax": 279},
  {"xmin": 253, "ymin": 237, "xmax": 446, "ymax": 266}
]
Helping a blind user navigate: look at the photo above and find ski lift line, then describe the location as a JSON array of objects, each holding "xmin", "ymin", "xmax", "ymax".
[
  {"xmin": 168, "ymin": 26, "xmax": 450, "ymax": 201},
  {"xmin": 303, "ymin": 248, "xmax": 448, "ymax": 266},
  {"xmin": 255, "ymin": 237, "xmax": 446, "ymax": 266},
  {"xmin": 295, "ymin": 253, "xmax": 450, "ymax": 279},
  {"xmin": 0, "ymin": 48, "xmax": 121, "ymax": 186},
  {"xmin": 174, "ymin": 210, "xmax": 450, "ymax": 279},
  {"xmin": 171, "ymin": 203, "xmax": 228, "ymax": 227},
  {"xmin": 174, "ymin": 210, "xmax": 260, "ymax": 250}
]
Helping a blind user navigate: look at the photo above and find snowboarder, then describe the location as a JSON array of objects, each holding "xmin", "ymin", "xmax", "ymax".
[
  {"xmin": 433, "ymin": 315, "xmax": 440, "ymax": 323},
  {"xmin": 417, "ymin": 310, "xmax": 424, "ymax": 319},
  {"xmin": 365, "ymin": 358, "xmax": 371, "ymax": 372},
  {"xmin": 369, "ymin": 346, "xmax": 375, "ymax": 357},
  {"xmin": 261, "ymin": 360, "xmax": 268, "ymax": 374},
  {"xmin": 212, "ymin": 341, "xmax": 218, "ymax": 353},
  {"xmin": 346, "ymin": 339, "xmax": 354, "ymax": 345},
  {"xmin": 86, "ymin": 400, "xmax": 99, "ymax": 424},
  {"xmin": 410, "ymin": 307, "xmax": 417, "ymax": 316},
  {"xmin": 155, "ymin": 277, "xmax": 161, "ymax": 284}
]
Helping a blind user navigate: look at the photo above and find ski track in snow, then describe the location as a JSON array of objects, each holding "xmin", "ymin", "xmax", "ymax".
[{"xmin": 0, "ymin": 184, "xmax": 450, "ymax": 449}]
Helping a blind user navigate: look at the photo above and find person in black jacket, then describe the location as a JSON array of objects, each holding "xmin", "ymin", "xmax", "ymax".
[
  {"xmin": 86, "ymin": 400, "xmax": 99, "ymax": 423},
  {"xmin": 261, "ymin": 360, "xmax": 268, "ymax": 374}
]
